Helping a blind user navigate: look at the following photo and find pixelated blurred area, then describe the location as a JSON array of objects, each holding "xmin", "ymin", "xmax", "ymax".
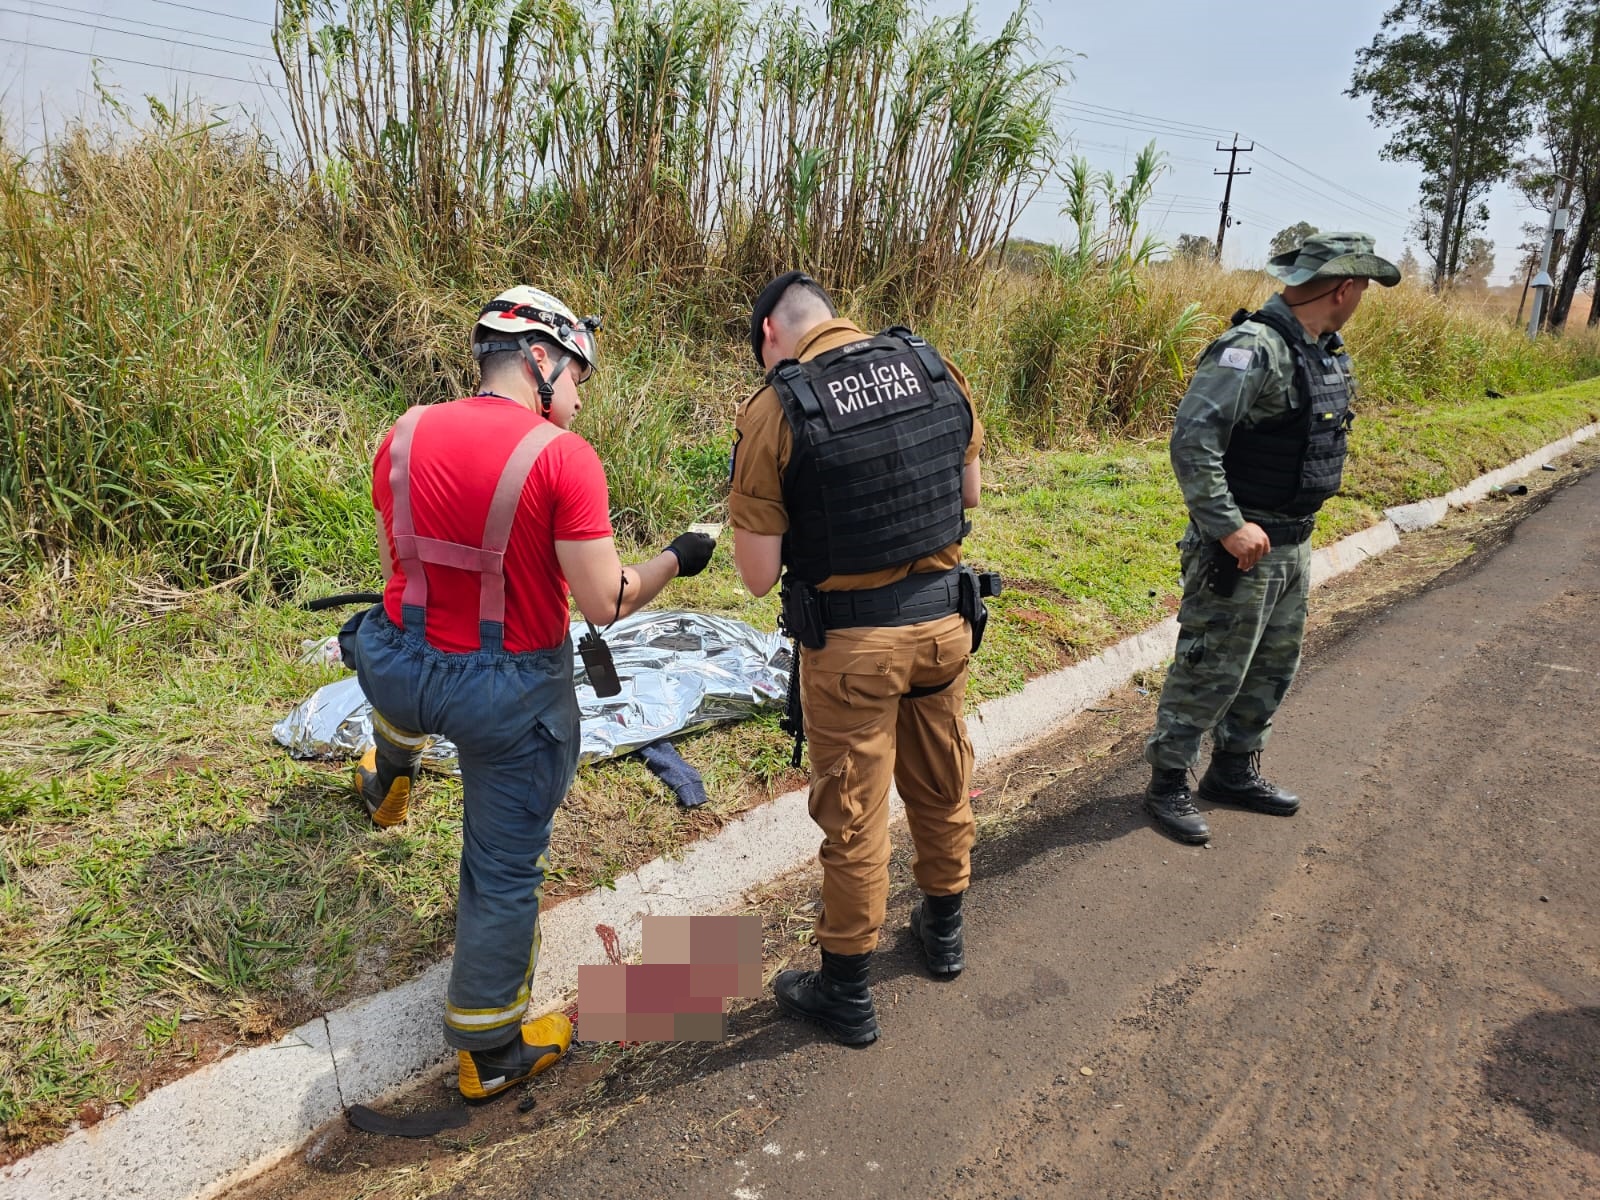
[{"xmin": 579, "ymin": 915, "xmax": 762, "ymax": 1042}]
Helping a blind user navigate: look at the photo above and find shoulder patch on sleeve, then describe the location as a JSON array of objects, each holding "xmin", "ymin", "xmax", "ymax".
[{"xmin": 1219, "ymin": 346, "xmax": 1254, "ymax": 371}]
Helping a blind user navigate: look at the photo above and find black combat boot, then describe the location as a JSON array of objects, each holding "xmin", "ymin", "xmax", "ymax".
[
  {"xmin": 910, "ymin": 891, "xmax": 965, "ymax": 978},
  {"xmin": 1144, "ymin": 767, "xmax": 1210, "ymax": 844},
  {"xmin": 1198, "ymin": 750, "xmax": 1300, "ymax": 815},
  {"xmin": 773, "ymin": 949, "xmax": 879, "ymax": 1045}
]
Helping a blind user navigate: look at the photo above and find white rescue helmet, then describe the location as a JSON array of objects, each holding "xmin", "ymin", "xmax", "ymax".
[{"xmin": 473, "ymin": 285, "xmax": 601, "ymax": 382}]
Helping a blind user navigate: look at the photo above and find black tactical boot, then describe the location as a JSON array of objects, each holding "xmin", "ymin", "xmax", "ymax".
[
  {"xmin": 1144, "ymin": 767, "xmax": 1210, "ymax": 844},
  {"xmin": 910, "ymin": 891, "xmax": 965, "ymax": 978},
  {"xmin": 773, "ymin": 949, "xmax": 879, "ymax": 1045},
  {"xmin": 1198, "ymin": 750, "xmax": 1300, "ymax": 816}
]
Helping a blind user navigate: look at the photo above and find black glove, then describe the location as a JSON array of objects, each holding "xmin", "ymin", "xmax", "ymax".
[{"xmin": 665, "ymin": 531, "xmax": 716, "ymax": 577}]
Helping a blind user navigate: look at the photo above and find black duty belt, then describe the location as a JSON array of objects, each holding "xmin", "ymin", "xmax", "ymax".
[
  {"xmin": 1257, "ymin": 516, "xmax": 1317, "ymax": 546},
  {"xmin": 818, "ymin": 568, "xmax": 963, "ymax": 630}
]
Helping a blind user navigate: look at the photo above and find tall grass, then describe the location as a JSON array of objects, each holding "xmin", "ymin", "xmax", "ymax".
[
  {"xmin": 274, "ymin": 0, "xmax": 1063, "ymax": 295},
  {"xmin": 982, "ymin": 236, "xmax": 1600, "ymax": 448},
  {"xmin": 0, "ymin": 117, "xmax": 373, "ymax": 588},
  {"xmin": 3, "ymin": 94, "xmax": 1598, "ymax": 591},
  {"xmin": 999, "ymin": 146, "xmax": 1215, "ymax": 443}
]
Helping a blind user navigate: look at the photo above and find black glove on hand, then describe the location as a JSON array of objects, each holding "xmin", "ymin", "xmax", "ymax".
[{"xmin": 665, "ymin": 531, "xmax": 716, "ymax": 577}]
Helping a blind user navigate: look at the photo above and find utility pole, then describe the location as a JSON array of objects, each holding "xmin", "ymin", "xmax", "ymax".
[
  {"xmin": 1544, "ymin": 175, "xmax": 1576, "ymax": 329},
  {"xmin": 1214, "ymin": 135, "xmax": 1253, "ymax": 263},
  {"xmin": 1528, "ymin": 199, "xmax": 1569, "ymax": 341}
]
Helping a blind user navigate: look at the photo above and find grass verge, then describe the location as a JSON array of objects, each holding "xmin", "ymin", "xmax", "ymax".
[{"xmin": 2, "ymin": 378, "xmax": 1598, "ymax": 1158}]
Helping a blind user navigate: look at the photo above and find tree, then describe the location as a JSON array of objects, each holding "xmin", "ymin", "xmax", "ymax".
[
  {"xmin": 1512, "ymin": 217, "xmax": 1549, "ymax": 322},
  {"xmin": 1174, "ymin": 233, "xmax": 1216, "ymax": 261},
  {"xmin": 1269, "ymin": 222, "xmax": 1319, "ymax": 257},
  {"xmin": 1398, "ymin": 245, "xmax": 1423, "ymax": 279},
  {"xmin": 1512, "ymin": 0, "xmax": 1600, "ymax": 328},
  {"xmin": 1349, "ymin": 0, "xmax": 1535, "ymax": 290},
  {"xmin": 1455, "ymin": 236, "xmax": 1496, "ymax": 287}
]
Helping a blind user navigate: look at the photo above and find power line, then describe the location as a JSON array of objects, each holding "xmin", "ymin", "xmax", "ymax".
[
  {"xmin": 1029, "ymin": 180, "xmax": 1291, "ymax": 228},
  {"xmin": 135, "ymin": 0, "xmax": 274, "ymax": 27},
  {"xmin": 1229, "ymin": 203, "xmax": 1293, "ymax": 226},
  {"xmin": 1065, "ymin": 134, "xmax": 1252, "ymax": 177},
  {"xmin": 1052, "ymin": 107, "xmax": 1220, "ymax": 145},
  {"xmin": 1052, "ymin": 96, "xmax": 1412, "ymax": 230},
  {"xmin": 5, "ymin": 35, "xmax": 284, "ymax": 90},
  {"xmin": 1062, "ymin": 118, "xmax": 1414, "ymax": 241},
  {"xmin": 11, "ymin": 0, "xmax": 270, "ymax": 52},
  {"xmin": 1254, "ymin": 142, "xmax": 1409, "ymax": 221},
  {"xmin": 0, "ymin": 6, "xmax": 276, "ymax": 62},
  {"xmin": 1252, "ymin": 163, "xmax": 1409, "ymax": 230},
  {"xmin": 1057, "ymin": 98, "xmax": 1232, "ymax": 140}
]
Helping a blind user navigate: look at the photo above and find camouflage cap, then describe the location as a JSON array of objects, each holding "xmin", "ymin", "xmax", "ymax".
[{"xmin": 1265, "ymin": 231, "xmax": 1401, "ymax": 288}]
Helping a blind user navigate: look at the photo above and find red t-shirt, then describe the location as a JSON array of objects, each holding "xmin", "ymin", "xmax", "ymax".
[{"xmin": 372, "ymin": 396, "xmax": 613, "ymax": 653}]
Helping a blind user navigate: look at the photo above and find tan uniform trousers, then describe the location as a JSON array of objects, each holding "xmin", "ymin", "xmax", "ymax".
[{"xmin": 801, "ymin": 612, "xmax": 976, "ymax": 954}]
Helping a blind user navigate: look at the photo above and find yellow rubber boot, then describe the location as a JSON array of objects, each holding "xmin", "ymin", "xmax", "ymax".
[
  {"xmin": 457, "ymin": 1012, "xmax": 573, "ymax": 1100},
  {"xmin": 354, "ymin": 747, "xmax": 413, "ymax": 827}
]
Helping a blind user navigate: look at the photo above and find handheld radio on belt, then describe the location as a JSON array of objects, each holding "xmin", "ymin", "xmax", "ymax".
[{"xmin": 577, "ymin": 572, "xmax": 631, "ymax": 698}]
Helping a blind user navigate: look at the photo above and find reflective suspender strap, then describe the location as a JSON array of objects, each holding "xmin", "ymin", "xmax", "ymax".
[
  {"xmin": 477, "ymin": 422, "xmax": 566, "ymax": 628},
  {"xmin": 390, "ymin": 408, "xmax": 505, "ymax": 620},
  {"xmin": 388, "ymin": 406, "xmax": 567, "ymax": 642},
  {"xmin": 388, "ymin": 407, "xmax": 431, "ymax": 618}
]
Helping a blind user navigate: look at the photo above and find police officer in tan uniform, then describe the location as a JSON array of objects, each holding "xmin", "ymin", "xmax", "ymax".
[{"xmin": 729, "ymin": 272, "xmax": 994, "ymax": 1045}]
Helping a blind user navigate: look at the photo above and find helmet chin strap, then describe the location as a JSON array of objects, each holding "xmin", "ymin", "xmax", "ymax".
[{"xmin": 516, "ymin": 337, "xmax": 573, "ymax": 415}]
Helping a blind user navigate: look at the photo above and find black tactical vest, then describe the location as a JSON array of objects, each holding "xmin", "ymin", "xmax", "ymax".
[
  {"xmin": 769, "ymin": 327, "xmax": 972, "ymax": 584},
  {"xmin": 1218, "ymin": 306, "xmax": 1355, "ymax": 518}
]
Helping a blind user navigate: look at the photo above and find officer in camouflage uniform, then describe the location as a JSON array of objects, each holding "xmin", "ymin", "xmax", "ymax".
[{"xmin": 1144, "ymin": 233, "xmax": 1401, "ymax": 844}]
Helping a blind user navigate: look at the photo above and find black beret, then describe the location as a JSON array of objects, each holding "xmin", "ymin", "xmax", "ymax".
[{"xmin": 749, "ymin": 270, "xmax": 818, "ymax": 365}]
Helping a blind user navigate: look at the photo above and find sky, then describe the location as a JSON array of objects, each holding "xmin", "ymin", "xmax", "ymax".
[{"xmin": 0, "ymin": 0, "xmax": 1551, "ymax": 285}]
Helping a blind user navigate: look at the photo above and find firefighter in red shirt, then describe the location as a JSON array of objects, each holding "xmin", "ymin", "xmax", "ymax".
[{"xmin": 339, "ymin": 287, "xmax": 715, "ymax": 1099}]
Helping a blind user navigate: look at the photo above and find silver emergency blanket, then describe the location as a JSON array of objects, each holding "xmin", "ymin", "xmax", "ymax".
[{"xmin": 273, "ymin": 610, "xmax": 791, "ymax": 769}]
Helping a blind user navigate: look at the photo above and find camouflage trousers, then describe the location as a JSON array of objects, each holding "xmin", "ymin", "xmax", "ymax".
[{"xmin": 1144, "ymin": 538, "xmax": 1311, "ymax": 770}]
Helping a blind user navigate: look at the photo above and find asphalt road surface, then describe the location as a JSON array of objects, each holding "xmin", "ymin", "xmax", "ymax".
[{"xmin": 236, "ymin": 457, "xmax": 1600, "ymax": 1200}]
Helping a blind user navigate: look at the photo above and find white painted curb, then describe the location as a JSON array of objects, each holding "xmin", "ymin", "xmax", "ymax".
[
  {"xmin": 5, "ymin": 420, "xmax": 1597, "ymax": 1200},
  {"xmin": 1384, "ymin": 419, "xmax": 1600, "ymax": 532}
]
